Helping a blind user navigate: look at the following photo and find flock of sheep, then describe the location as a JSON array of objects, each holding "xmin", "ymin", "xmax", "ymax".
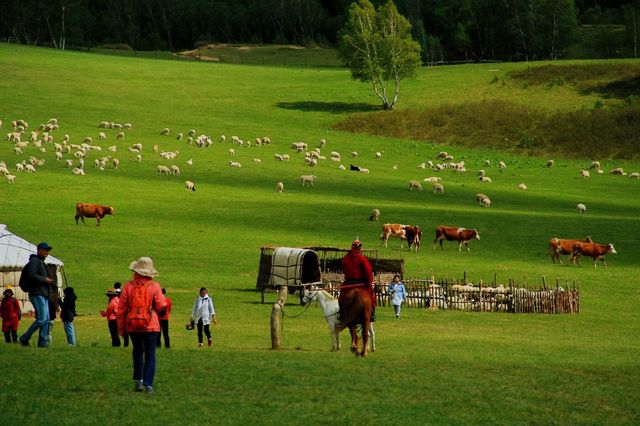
[{"xmin": 1, "ymin": 118, "xmax": 638, "ymax": 220}]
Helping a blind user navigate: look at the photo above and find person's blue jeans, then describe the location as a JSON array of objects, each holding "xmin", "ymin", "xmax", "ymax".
[
  {"xmin": 63, "ymin": 322, "xmax": 76, "ymax": 346},
  {"xmin": 21, "ymin": 295, "xmax": 50, "ymax": 347},
  {"xmin": 129, "ymin": 332, "xmax": 158, "ymax": 387}
]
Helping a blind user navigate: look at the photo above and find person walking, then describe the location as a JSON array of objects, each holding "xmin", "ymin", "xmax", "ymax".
[
  {"xmin": 47, "ymin": 281, "xmax": 59, "ymax": 346},
  {"xmin": 191, "ymin": 287, "xmax": 216, "ymax": 347},
  {"xmin": 18, "ymin": 242, "xmax": 54, "ymax": 347},
  {"xmin": 339, "ymin": 239, "xmax": 375, "ymax": 321},
  {"xmin": 100, "ymin": 288, "xmax": 122, "ymax": 346},
  {"xmin": 388, "ymin": 274, "xmax": 407, "ymax": 318},
  {"xmin": 59, "ymin": 287, "xmax": 77, "ymax": 346},
  {"xmin": 156, "ymin": 288, "xmax": 172, "ymax": 348},
  {"xmin": 117, "ymin": 257, "xmax": 166, "ymax": 394},
  {"xmin": 113, "ymin": 282, "xmax": 129, "ymax": 347},
  {"xmin": 1, "ymin": 287, "xmax": 21, "ymax": 343}
]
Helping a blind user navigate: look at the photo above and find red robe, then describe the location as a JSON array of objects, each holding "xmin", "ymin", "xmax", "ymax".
[
  {"xmin": 340, "ymin": 248, "xmax": 375, "ymax": 307},
  {"xmin": 1, "ymin": 296, "xmax": 21, "ymax": 332}
]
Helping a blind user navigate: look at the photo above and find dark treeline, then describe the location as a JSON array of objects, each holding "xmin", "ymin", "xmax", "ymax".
[{"xmin": 1, "ymin": 0, "xmax": 638, "ymax": 61}]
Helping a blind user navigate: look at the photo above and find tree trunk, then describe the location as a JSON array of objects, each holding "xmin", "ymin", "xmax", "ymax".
[{"xmin": 270, "ymin": 285, "xmax": 288, "ymax": 349}]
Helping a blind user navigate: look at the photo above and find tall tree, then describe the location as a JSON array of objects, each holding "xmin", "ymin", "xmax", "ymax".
[{"xmin": 339, "ymin": 0, "xmax": 421, "ymax": 110}]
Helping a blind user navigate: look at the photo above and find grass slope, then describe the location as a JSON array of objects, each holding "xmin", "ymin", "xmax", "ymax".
[{"xmin": 0, "ymin": 43, "xmax": 639, "ymax": 425}]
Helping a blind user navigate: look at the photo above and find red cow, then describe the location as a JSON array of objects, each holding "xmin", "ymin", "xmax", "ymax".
[
  {"xmin": 571, "ymin": 242, "xmax": 617, "ymax": 268},
  {"xmin": 75, "ymin": 203, "xmax": 115, "ymax": 226},
  {"xmin": 548, "ymin": 236, "xmax": 593, "ymax": 264},
  {"xmin": 433, "ymin": 226, "xmax": 480, "ymax": 252},
  {"xmin": 380, "ymin": 224, "xmax": 421, "ymax": 251}
]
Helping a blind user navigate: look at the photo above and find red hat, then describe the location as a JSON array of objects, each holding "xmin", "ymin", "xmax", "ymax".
[{"xmin": 351, "ymin": 239, "xmax": 362, "ymax": 248}]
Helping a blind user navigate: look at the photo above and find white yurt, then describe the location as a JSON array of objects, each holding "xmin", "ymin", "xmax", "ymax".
[{"xmin": 0, "ymin": 224, "xmax": 65, "ymax": 314}]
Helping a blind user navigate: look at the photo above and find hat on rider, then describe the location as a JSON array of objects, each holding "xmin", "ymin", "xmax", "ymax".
[{"xmin": 351, "ymin": 239, "xmax": 362, "ymax": 248}]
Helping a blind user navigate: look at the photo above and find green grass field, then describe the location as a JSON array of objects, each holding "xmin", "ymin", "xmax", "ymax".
[{"xmin": 0, "ymin": 43, "xmax": 639, "ymax": 425}]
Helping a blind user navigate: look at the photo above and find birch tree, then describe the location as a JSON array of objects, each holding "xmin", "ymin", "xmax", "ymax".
[{"xmin": 338, "ymin": 0, "xmax": 421, "ymax": 110}]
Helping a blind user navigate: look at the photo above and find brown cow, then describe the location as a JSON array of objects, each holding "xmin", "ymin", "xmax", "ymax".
[
  {"xmin": 433, "ymin": 226, "xmax": 480, "ymax": 252},
  {"xmin": 571, "ymin": 242, "xmax": 617, "ymax": 268},
  {"xmin": 75, "ymin": 203, "xmax": 114, "ymax": 226},
  {"xmin": 380, "ymin": 223, "xmax": 421, "ymax": 251},
  {"xmin": 335, "ymin": 287, "xmax": 372, "ymax": 357},
  {"xmin": 548, "ymin": 236, "xmax": 593, "ymax": 264}
]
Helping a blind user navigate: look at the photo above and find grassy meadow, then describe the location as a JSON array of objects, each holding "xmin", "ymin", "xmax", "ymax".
[{"xmin": 0, "ymin": 43, "xmax": 639, "ymax": 425}]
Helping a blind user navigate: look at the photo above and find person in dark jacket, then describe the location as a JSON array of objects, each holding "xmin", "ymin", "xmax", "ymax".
[
  {"xmin": 19, "ymin": 242, "xmax": 54, "ymax": 347},
  {"xmin": 47, "ymin": 282, "xmax": 59, "ymax": 346},
  {"xmin": 59, "ymin": 287, "xmax": 77, "ymax": 346}
]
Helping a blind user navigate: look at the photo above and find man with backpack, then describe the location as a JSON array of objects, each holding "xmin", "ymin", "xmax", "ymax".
[
  {"xmin": 116, "ymin": 257, "xmax": 166, "ymax": 394},
  {"xmin": 18, "ymin": 242, "xmax": 54, "ymax": 348}
]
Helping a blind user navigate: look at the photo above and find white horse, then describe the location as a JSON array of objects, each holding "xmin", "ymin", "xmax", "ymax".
[{"xmin": 303, "ymin": 287, "xmax": 375, "ymax": 352}]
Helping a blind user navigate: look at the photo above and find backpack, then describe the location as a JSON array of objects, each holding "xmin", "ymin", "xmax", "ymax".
[
  {"xmin": 126, "ymin": 280, "xmax": 153, "ymax": 332},
  {"xmin": 18, "ymin": 263, "xmax": 33, "ymax": 293}
]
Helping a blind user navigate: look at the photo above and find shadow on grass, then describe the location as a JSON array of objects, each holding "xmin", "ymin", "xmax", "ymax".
[
  {"xmin": 579, "ymin": 75, "xmax": 640, "ymax": 99},
  {"xmin": 275, "ymin": 100, "xmax": 378, "ymax": 114}
]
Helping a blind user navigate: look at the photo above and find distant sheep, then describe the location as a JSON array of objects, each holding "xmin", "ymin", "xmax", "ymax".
[
  {"xmin": 5, "ymin": 174, "xmax": 16, "ymax": 183},
  {"xmin": 375, "ymin": 152, "xmax": 382, "ymax": 159},
  {"xmin": 433, "ymin": 183, "xmax": 444, "ymax": 194},
  {"xmin": 185, "ymin": 181, "xmax": 196, "ymax": 191},
  {"xmin": 629, "ymin": 172, "xmax": 640, "ymax": 179},
  {"xmin": 481, "ymin": 197, "xmax": 491, "ymax": 207},
  {"xmin": 156, "ymin": 165, "xmax": 171, "ymax": 175},
  {"xmin": 518, "ymin": 182, "xmax": 527, "ymax": 190},
  {"xmin": 160, "ymin": 128, "xmax": 170, "ymax": 135},
  {"xmin": 577, "ymin": 203, "xmax": 586, "ymax": 213},
  {"xmin": 359, "ymin": 168, "xmax": 369, "ymax": 174},
  {"xmin": 546, "ymin": 160, "xmax": 555, "ymax": 168},
  {"xmin": 98, "ymin": 132, "xmax": 107, "ymax": 140},
  {"xmin": 170, "ymin": 165, "xmax": 181, "ymax": 175},
  {"xmin": 610, "ymin": 167, "xmax": 625, "ymax": 175},
  {"xmin": 369, "ymin": 208, "xmax": 380, "ymax": 221},
  {"xmin": 72, "ymin": 167, "xmax": 85, "ymax": 175},
  {"xmin": 112, "ymin": 158, "xmax": 120, "ymax": 170},
  {"xmin": 580, "ymin": 170, "xmax": 590, "ymax": 179},
  {"xmin": 423, "ymin": 176, "xmax": 441, "ymax": 182},
  {"xmin": 479, "ymin": 176, "xmax": 492, "ymax": 182},
  {"xmin": 300, "ymin": 175, "xmax": 316, "ymax": 187},
  {"xmin": 589, "ymin": 161, "xmax": 601, "ymax": 171},
  {"xmin": 229, "ymin": 161, "xmax": 242, "ymax": 168},
  {"xmin": 476, "ymin": 193, "xmax": 489, "ymax": 205},
  {"xmin": 498, "ymin": 161, "xmax": 506, "ymax": 169},
  {"xmin": 408, "ymin": 180, "xmax": 422, "ymax": 191},
  {"xmin": 276, "ymin": 182, "xmax": 284, "ymax": 194},
  {"xmin": 229, "ymin": 148, "xmax": 235, "ymax": 156},
  {"xmin": 351, "ymin": 151, "xmax": 358, "ymax": 158}
]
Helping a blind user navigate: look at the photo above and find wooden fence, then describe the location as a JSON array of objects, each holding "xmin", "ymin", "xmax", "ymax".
[{"xmin": 320, "ymin": 273, "xmax": 580, "ymax": 314}]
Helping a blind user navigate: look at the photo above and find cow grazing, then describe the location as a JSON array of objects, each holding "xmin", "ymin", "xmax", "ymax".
[
  {"xmin": 75, "ymin": 203, "xmax": 114, "ymax": 226},
  {"xmin": 433, "ymin": 226, "xmax": 480, "ymax": 252},
  {"xmin": 571, "ymin": 242, "xmax": 617, "ymax": 268},
  {"xmin": 380, "ymin": 223, "xmax": 421, "ymax": 251},
  {"xmin": 548, "ymin": 236, "xmax": 593, "ymax": 264}
]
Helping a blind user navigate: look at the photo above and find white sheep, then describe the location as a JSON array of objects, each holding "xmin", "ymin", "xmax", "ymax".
[
  {"xmin": 518, "ymin": 182, "xmax": 527, "ymax": 190},
  {"xmin": 186, "ymin": 159, "xmax": 193, "ymax": 166},
  {"xmin": 476, "ymin": 193, "xmax": 489, "ymax": 205},
  {"xmin": 498, "ymin": 161, "xmax": 506, "ymax": 169},
  {"xmin": 176, "ymin": 133, "xmax": 184, "ymax": 141},
  {"xmin": 112, "ymin": 158, "xmax": 120, "ymax": 170},
  {"xmin": 369, "ymin": 208, "xmax": 380, "ymax": 221},
  {"xmin": 577, "ymin": 203, "xmax": 586, "ymax": 213},
  {"xmin": 580, "ymin": 170, "xmax": 590, "ymax": 179},
  {"xmin": 408, "ymin": 180, "xmax": 422, "ymax": 191},
  {"xmin": 107, "ymin": 145, "xmax": 117, "ymax": 152},
  {"xmin": 274, "ymin": 154, "xmax": 284, "ymax": 161},
  {"xmin": 351, "ymin": 151, "xmax": 358, "ymax": 158},
  {"xmin": 375, "ymin": 152, "xmax": 382, "ymax": 159},
  {"xmin": 156, "ymin": 165, "xmax": 171, "ymax": 175},
  {"xmin": 300, "ymin": 175, "xmax": 316, "ymax": 187},
  {"xmin": 481, "ymin": 197, "xmax": 491, "ymax": 207},
  {"xmin": 160, "ymin": 128, "xmax": 170, "ymax": 135},
  {"xmin": 55, "ymin": 152, "xmax": 63, "ymax": 161},
  {"xmin": 229, "ymin": 161, "xmax": 242, "ymax": 168},
  {"xmin": 136, "ymin": 154, "xmax": 142, "ymax": 162},
  {"xmin": 339, "ymin": 164, "xmax": 346, "ymax": 170},
  {"xmin": 546, "ymin": 160, "xmax": 555, "ymax": 168},
  {"xmin": 72, "ymin": 167, "xmax": 85, "ymax": 176},
  {"xmin": 629, "ymin": 172, "xmax": 640, "ymax": 179},
  {"xmin": 276, "ymin": 182, "xmax": 284, "ymax": 194},
  {"xmin": 170, "ymin": 165, "xmax": 181, "ymax": 175},
  {"xmin": 63, "ymin": 160, "xmax": 72, "ymax": 169},
  {"xmin": 437, "ymin": 151, "xmax": 448, "ymax": 159},
  {"xmin": 98, "ymin": 132, "xmax": 107, "ymax": 140},
  {"xmin": 423, "ymin": 177, "xmax": 441, "ymax": 182},
  {"xmin": 25, "ymin": 164, "xmax": 36, "ymax": 173},
  {"xmin": 359, "ymin": 168, "xmax": 370, "ymax": 174},
  {"xmin": 262, "ymin": 136, "xmax": 271, "ymax": 145},
  {"xmin": 433, "ymin": 183, "xmax": 444, "ymax": 194},
  {"xmin": 0, "ymin": 166, "xmax": 9, "ymax": 176},
  {"xmin": 5, "ymin": 174, "xmax": 16, "ymax": 183},
  {"xmin": 253, "ymin": 158, "xmax": 262, "ymax": 163},
  {"xmin": 479, "ymin": 176, "xmax": 492, "ymax": 182},
  {"xmin": 185, "ymin": 181, "xmax": 195, "ymax": 191},
  {"xmin": 229, "ymin": 148, "xmax": 235, "ymax": 156},
  {"xmin": 610, "ymin": 167, "xmax": 625, "ymax": 175},
  {"xmin": 123, "ymin": 123, "xmax": 132, "ymax": 130},
  {"xmin": 589, "ymin": 161, "xmax": 601, "ymax": 171},
  {"xmin": 220, "ymin": 135, "xmax": 226, "ymax": 143}
]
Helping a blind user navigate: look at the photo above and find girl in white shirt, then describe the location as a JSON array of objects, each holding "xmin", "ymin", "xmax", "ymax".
[{"xmin": 191, "ymin": 287, "xmax": 216, "ymax": 347}]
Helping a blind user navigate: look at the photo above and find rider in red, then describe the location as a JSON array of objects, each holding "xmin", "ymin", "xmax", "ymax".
[{"xmin": 339, "ymin": 239, "xmax": 376, "ymax": 321}]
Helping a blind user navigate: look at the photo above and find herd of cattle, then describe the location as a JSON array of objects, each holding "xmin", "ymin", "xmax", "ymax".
[{"xmin": 378, "ymin": 222, "xmax": 617, "ymax": 268}]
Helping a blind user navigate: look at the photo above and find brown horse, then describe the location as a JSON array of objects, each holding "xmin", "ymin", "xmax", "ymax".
[{"xmin": 335, "ymin": 287, "xmax": 372, "ymax": 357}]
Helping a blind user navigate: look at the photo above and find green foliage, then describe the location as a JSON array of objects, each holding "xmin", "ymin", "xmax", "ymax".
[
  {"xmin": 0, "ymin": 44, "xmax": 639, "ymax": 424},
  {"xmin": 339, "ymin": 0, "xmax": 421, "ymax": 109}
]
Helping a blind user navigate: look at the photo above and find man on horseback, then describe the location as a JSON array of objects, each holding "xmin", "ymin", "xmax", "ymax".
[{"xmin": 339, "ymin": 239, "xmax": 376, "ymax": 322}]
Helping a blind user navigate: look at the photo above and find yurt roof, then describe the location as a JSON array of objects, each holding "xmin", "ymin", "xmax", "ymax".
[{"xmin": 0, "ymin": 224, "xmax": 64, "ymax": 269}]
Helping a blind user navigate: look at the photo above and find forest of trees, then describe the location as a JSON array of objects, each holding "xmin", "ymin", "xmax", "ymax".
[{"xmin": 1, "ymin": 0, "xmax": 638, "ymax": 62}]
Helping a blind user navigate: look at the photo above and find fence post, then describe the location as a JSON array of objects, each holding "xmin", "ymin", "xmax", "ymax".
[{"xmin": 270, "ymin": 285, "xmax": 288, "ymax": 350}]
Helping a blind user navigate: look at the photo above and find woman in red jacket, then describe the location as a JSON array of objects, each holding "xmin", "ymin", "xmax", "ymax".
[{"xmin": 100, "ymin": 288, "xmax": 122, "ymax": 346}]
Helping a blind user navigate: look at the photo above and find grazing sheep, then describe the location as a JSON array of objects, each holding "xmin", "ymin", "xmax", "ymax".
[
  {"xmin": 229, "ymin": 161, "xmax": 242, "ymax": 168},
  {"xmin": 339, "ymin": 164, "xmax": 346, "ymax": 170},
  {"xmin": 629, "ymin": 172, "xmax": 640, "ymax": 179},
  {"xmin": 546, "ymin": 160, "xmax": 555, "ymax": 168},
  {"xmin": 479, "ymin": 176, "xmax": 492, "ymax": 182},
  {"xmin": 300, "ymin": 175, "xmax": 316, "ymax": 187},
  {"xmin": 63, "ymin": 160, "xmax": 72, "ymax": 169},
  {"xmin": 156, "ymin": 165, "xmax": 171, "ymax": 175},
  {"xmin": 351, "ymin": 151, "xmax": 358, "ymax": 158},
  {"xmin": 375, "ymin": 152, "xmax": 382, "ymax": 159},
  {"xmin": 498, "ymin": 161, "xmax": 506, "ymax": 169},
  {"xmin": 153, "ymin": 144, "xmax": 159, "ymax": 152},
  {"xmin": 437, "ymin": 151, "xmax": 448, "ymax": 159},
  {"xmin": 484, "ymin": 159, "xmax": 491, "ymax": 166},
  {"xmin": 186, "ymin": 159, "xmax": 193, "ymax": 166},
  {"xmin": 6, "ymin": 174, "xmax": 16, "ymax": 183},
  {"xmin": 188, "ymin": 129, "xmax": 196, "ymax": 137},
  {"xmin": 475, "ymin": 193, "xmax": 489, "ymax": 205},
  {"xmin": 417, "ymin": 162, "xmax": 426, "ymax": 169},
  {"xmin": 136, "ymin": 154, "xmax": 142, "ymax": 162},
  {"xmin": 160, "ymin": 128, "xmax": 170, "ymax": 135},
  {"xmin": 98, "ymin": 132, "xmax": 107, "ymax": 140},
  {"xmin": 112, "ymin": 158, "xmax": 120, "ymax": 170},
  {"xmin": 282, "ymin": 154, "xmax": 290, "ymax": 161},
  {"xmin": 262, "ymin": 136, "xmax": 271, "ymax": 145},
  {"xmin": 319, "ymin": 139, "xmax": 326, "ymax": 147},
  {"xmin": 176, "ymin": 133, "xmax": 184, "ymax": 140},
  {"xmin": 185, "ymin": 180, "xmax": 196, "ymax": 191},
  {"xmin": 0, "ymin": 166, "xmax": 9, "ymax": 176},
  {"xmin": 580, "ymin": 170, "xmax": 590, "ymax": 179},
  {"xmin": 518, "ymin": 182, "xmax": 527, "ymax": 190},
  {"xmin": 433, "ymin": 183, "xmax": 444, "ymax": 194},
  {"xmin": 359, "ymin": 168, "xmax": 370, "ymax": 174},
  {"xmin": 130, "ymin": 143, "xmax": 142, "ymax": 151},
  {"xmin": 123, "ymin": 123, "xmax": 132, "ymax": 130},
  {"xmin": 369, "ymin": 208, "xmax": 380, "ymax": 221},
  {"xmin": 229, "ymin": 148, "xmax": 235, "ymax": 156},
  {"xmin": 610, "ymin": 167, "xmax": 625, "ymax": 175},
  {"xmin": 481, "ymin": 197, "xmax": 491, "ymax": 207},
  {"xmin": 274, "ymin": 154, "xmax": 284, "ymax": 161},
  {"xmin": 443, "ymin": 155, "xmax": 454, "ymax": 162},
  {"xmin": 253, "ymin": 158, "xmax": 262, "ymax": 163},
  {"xmin": 107, "ymin": 145, "xmax": 117, "ymax": 152},
  {"xmin": 25, "ymin": 164, "xmax": 36, "ymax": 173},
  {"xmin": 170, "ymin": 165, "xmax": 181, "ymax": 175},
  {"xmin": 477, "ymin": 169, "xmax": 486, "ymax": 177},
  {"xmin": 55, "ymin": 152, "xmax": 63, "ymax": 161},
  {"xmin": 409, "ymin": 180, "xmax": 423, "ymax": 191},
  {"xmin": 423, "ymin": 177, "xmax": 441, "ymax": 182},
  {"xmin": 276, "ymin": 182, "xmax": 284, "ymax": 194},
  {"xmin": 14, "ymin": 147, "xmax": 22, "ymax": 155},
  {"xmin": 72, "ymin": 167, "xmax": 85, "ymax": 175},
  {"xmin": 577, "ymin": 203, "xmax": 586, "ymax": 213},
  {"xmin": 589, "ymin": 161, "xmax": 601, "ymax": 171}
]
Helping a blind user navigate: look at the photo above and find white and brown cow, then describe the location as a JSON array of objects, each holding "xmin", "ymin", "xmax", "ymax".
[
  {"xmin": 548, "ymin": 236, "xmax": 593, "ymax": 264},
  {"xmin": 433, "ymin": 226, "xmax": 480, "ymax": 252},
  {"xmin": 75, "ymin": 202, "xmax": 114, "ymax": 226},
  {"xmin": 571, "ymin": 242, "xmax": 617, "ymax": 268},
  {"xmin": 380, "ymin": 223, "xmax": 422, "ymax": 251}
]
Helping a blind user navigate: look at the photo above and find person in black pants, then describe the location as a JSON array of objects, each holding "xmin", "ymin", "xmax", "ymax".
[{"xmin": 156, "ymin": 288, "xmax": 172, "ymax": 348}]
